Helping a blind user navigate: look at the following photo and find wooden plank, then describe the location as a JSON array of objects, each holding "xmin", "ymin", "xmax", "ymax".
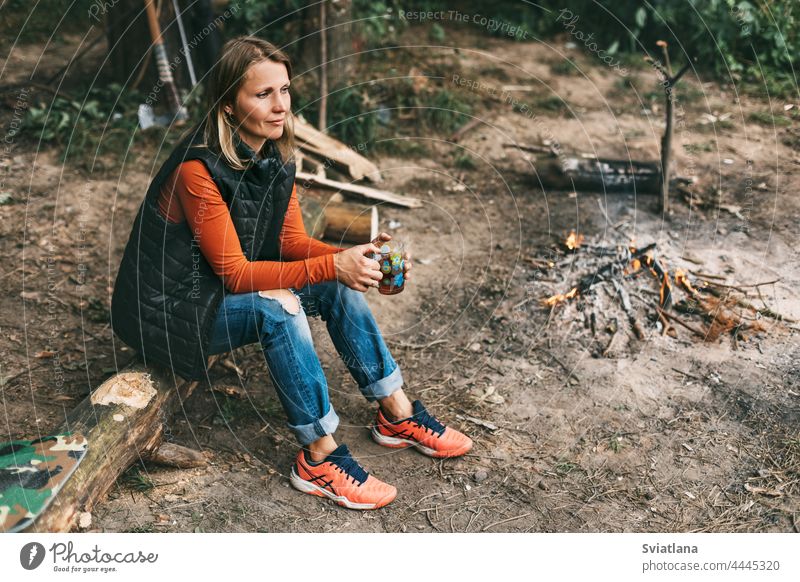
[
  {"xmin": 296, "ymin": 171, "xmax": 422, "ymax": 209},
  {"xmin": 294, "ymin": 117, "xmax": 382, "ymax": 183}
]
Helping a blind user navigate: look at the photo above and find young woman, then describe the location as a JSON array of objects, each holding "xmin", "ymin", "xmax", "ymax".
[{"xmin": 111, "ymin": 36, "xmax": 471, "ymax": 510}]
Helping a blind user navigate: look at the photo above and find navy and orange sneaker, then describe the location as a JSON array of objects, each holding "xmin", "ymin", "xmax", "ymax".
[
  {"xmin": 290, "ymin": 444, "xmax": 397, "ymax": 510},
  {"xmin": 371, "ymin": 400, "xmax": 473, "ymax": 458}
]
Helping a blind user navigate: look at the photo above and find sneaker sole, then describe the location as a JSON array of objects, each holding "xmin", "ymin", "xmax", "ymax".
[
  {"xmin": 370, "ymin": 425, "xmax": 472, "ymax": 458},
  {"xmin": 289, "ymin": 466, "xmax": 395, "ymax": 510}
]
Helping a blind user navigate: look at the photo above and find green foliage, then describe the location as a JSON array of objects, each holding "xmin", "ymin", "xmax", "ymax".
[
  {"xmin": 454, "ymin": 151, "xmax": 477, "ymax": 170},
  {"xmin": 374, "ymin": 139, "xmax": 430, "ymax": 158},
  {"xmin": 402, "ymin": 0, "xmax": 797, "ymax": 96},
  {"xmin": 0, "ymin": 0, "xmax": 95, "ymax": 47},
  {"xmin": 421, "ymin": 89, "xmax": 472, "ymax": 133},
  {"xmin": 550, "ymin": 59, "xmax": 581, "ymax": 76},
  {"xmin": 429, "ymin": 23, "xmax": 446, "ymax": 43},
  {"xmin": 23, "ymin": 83, "xmax": 142, "ymax": 170},
  {"xmin": 120, "ymin": 465, "xmax": 155, "ymax": 492},
  {"xmin": 748, "ymin": 111, "xmax": 793, "ymax": 127},
  {"xmin": 327, "ymin": 88, "xmax": 380, "ymax": 147}
]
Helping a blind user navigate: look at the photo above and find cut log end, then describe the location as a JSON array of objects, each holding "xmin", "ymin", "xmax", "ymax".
[{"xmin": 143, "ymin": 442, "xmax": 208, "ymax": 469}]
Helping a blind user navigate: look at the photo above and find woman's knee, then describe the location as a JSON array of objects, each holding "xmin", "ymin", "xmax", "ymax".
[{"xmin": 258, "ymin": 289, "xmax": 301, "ymax": 314}]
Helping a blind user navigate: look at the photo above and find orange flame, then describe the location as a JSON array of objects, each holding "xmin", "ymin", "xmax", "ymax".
[
  {"xmin": 675, "ymin": 269, "xmax": 696, "ymax": 294},
  {"xmin": 544, "ymin": 287, "xmax": 578, "ymax": 307},
  {"xmin": 625, "ymin": 258, "xmax": 642, "ymax": 275},
  {"xmin": 565, "ymin": 230, "xmax": 584, "ymax": 250}
]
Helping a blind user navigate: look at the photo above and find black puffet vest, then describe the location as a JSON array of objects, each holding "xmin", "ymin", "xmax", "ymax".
[{"xmin": 111, "ymin": 124, "xmax": 296, "ymax": 380}]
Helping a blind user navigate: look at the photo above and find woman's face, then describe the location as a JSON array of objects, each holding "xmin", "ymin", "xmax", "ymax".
[{"xmin": 226, "ymin": 59, "xmax": 290, "ymax": 151}]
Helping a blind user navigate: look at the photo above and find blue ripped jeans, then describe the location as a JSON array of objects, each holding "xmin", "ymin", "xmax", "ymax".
[{"xmin": 206, "ymin": 280, "xmax": 403, "ymax": 446}]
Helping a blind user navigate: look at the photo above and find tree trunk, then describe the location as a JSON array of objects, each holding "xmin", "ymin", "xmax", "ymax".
[
  {"xmin": 659, "ymin": 91, "xmax": 674, "ymax": 214},
  {"xmin": 326, "ymin": 0, "xmax": 354, "ymax": 88},
  {"xmin": 23, "ymin": 358, "xmax": 216, "ymax": 532}
]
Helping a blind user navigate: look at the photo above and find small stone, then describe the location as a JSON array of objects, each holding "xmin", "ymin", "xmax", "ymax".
[
  {"xmin": 473, "ymin": 469, "xmax": 489, "ymax": 482},
  {"xmin": 469, "ymin": 342, "xmax": 481, "ymax": 352}
]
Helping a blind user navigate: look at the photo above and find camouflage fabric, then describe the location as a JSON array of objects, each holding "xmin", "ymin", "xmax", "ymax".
[{"xmin": 0, "ymin": 433, "xmax": 88, "ymax": 533}]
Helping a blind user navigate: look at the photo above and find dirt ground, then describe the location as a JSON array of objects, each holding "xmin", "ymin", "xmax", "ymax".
[{"xmin": 1, "ymin": 25, "xmax": 798, "ymax": 533}]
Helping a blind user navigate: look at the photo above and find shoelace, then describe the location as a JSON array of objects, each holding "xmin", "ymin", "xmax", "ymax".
[
  {"xmin": 329, "ymin": 447, "xmax": 368, "ymax": 486},
  {"xmin": 410, "ymin": 406, "xmax": 446, "ymax": 436}
]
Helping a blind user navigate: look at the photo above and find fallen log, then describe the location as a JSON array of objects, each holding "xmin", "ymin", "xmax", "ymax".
[
  {"xmin": 324, "ymin": 202, "xmax": 378, "ymax": 244},
  {"xmin": 533, "ymin": 157, "xmax": 663, "ymax": 193},
  {"xmin": 296, "ymin": 171, "xmax": 422, "ymax": 209},
  {"xmin": 294, "ymin": 117, "xmax": 382, "ymax": 183},
  {"xmin": 24, "ymin": 357, "xmax": 217, "ymax": 532},
  {"xmin": 300, "ymin": 195, "xmax": 379, "ymax": 244}
]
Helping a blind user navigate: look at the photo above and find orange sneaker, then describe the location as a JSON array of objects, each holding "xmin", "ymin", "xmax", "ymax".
[
  {"xmin": 371, "ymin": 400, "xmax": 473, "ymax": 458},
  {"xmin": 290, "ymin": 444, "xmax": 397, "ymax": 510}
]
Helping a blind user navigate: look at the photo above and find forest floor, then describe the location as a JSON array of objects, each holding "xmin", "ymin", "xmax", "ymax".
[{"xmin": 1, "ymin": 24, "xmax": 799, "ymax": 533}]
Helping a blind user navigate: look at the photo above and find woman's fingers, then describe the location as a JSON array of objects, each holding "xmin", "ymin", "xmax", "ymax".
[{"xmin": 371, "ymin": 232, "xmax": 391, "ymax": 246}]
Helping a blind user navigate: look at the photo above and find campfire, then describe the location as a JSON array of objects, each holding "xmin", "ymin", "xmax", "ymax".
[{"xmin": 535, "ymin": 232, "xmax": 788, "ymax": 350}]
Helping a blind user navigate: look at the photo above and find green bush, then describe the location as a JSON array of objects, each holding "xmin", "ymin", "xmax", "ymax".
[{"xmin": 402, "ymin": 0, "xmax": 797, "ymax": 96}]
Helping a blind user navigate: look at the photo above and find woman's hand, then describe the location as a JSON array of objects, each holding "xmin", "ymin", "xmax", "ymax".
[
  {"xmin": 333, "ymin": 243, "xmax": 383, "ymax": 292},
  {"xmin": 371, "ymin": 232, "xmax": 412, "ymax": 283}
]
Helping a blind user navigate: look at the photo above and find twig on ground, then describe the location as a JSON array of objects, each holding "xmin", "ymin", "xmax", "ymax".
[
  {"xmin": 658, "ymin": 308, "xmax": 707, "ymax": 338},
  {"xmin": 480, "ymin": 512, "xmax": 533, "ymax": 531}
]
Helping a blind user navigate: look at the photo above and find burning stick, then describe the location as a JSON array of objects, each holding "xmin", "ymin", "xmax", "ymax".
[
  {"xmin": 544, "ymin": 243, "xmax": 657, "ymax": 307},
  {"xmin": 642, "ymin": 252, "xmax": 673, "ymax": 309}
]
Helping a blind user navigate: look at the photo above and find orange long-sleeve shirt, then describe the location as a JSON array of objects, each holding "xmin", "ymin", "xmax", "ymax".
[{"xmin": 158, "ymin": 160, "xmax": 344, "ymax": 293}]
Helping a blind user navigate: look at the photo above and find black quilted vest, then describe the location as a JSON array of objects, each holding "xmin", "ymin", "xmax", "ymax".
[{"xmin": 111, "ymin": 124, "xmax": 296, "ymax": 380}]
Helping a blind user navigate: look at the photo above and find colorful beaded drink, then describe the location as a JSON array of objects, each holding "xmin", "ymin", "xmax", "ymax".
[{"xmin": 377, "ymin": 242, "xmax": 405, "ymax": 295}]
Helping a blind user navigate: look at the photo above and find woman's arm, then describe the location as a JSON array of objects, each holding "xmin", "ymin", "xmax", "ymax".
[
  {"xmin": 166, "ymin": 160, "xmax": 337, "ymax": 293},
  {"xmin": 278, "ymin": 183, "xmax": 345, "ymax": 260}
]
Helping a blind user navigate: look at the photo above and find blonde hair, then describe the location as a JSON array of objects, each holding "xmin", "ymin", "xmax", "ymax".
[{"xmin": 203, "ymin": 36, "xmax": 294, "ymax": 170}]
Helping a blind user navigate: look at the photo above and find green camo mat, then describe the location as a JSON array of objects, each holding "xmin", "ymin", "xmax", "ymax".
[{"xmin": 1, "ymin": 434, "xmax": 88, "ymax": 533}]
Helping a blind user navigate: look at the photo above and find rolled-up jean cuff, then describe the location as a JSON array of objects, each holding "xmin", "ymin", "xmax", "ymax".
[
  {"xmin": 361, "ymin": 365, "xmax": 404, "ymax": 402},
  {"xmin": 288, "ymin": 405, "xmax": 340, "ymax": 446}
]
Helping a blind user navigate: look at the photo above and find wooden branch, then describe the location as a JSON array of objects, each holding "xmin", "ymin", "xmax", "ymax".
[
  {"xmin": 296, "ymin": 171, "xmax": 422, "ymax": 208},
  {"xmin": 24, "ymin": 357, "xmax": 217, "ymax": 532},
  {"xmin": 672, "ymin": 61, "xmax": 692, "ymax": 85},
  {"xmin": 659, "ymin": 78, "xmax": 675, "ymax": 213},
  {"xmin": 143, "ymin": 442, "xmax": 207, "ymax": 468},
  {"xmin": 450, "ymin": 118, "xmax": 482, "ymax": 143},
  {"xmin": 576, "ymin": 243, "xmax": 656, "ymax": 294},
  {"xmin": 658, "ymin": 308, "xmax": 707, "ymax": 338},
  {"xmin": 656, "ymin": 44, "xmax": 693, "ymax": 213}
]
